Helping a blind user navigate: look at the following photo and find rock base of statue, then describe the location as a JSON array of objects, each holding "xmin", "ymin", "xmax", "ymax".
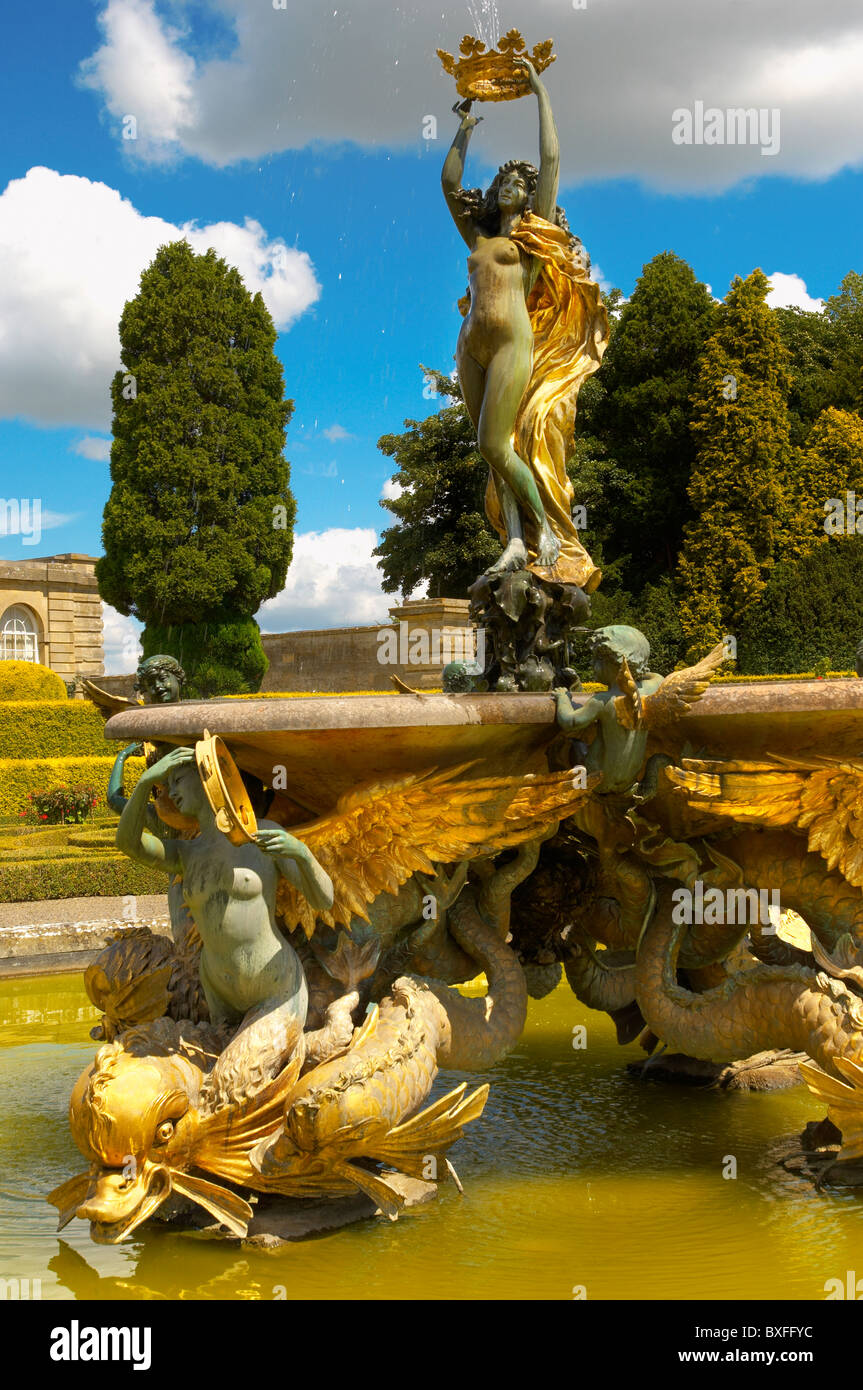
[
  {"xmin": 627, "ymin": 1049, "xmax": 808, "ymax": 1091},
  {"xmin": 177, "ymin": 1174, "xmax": 439, "ymax": 1246},
  {"xmin": 776, "ymin": 1119, "xmax": 863, "ymax": 1189},
  {"xmin": 443, "ymin": 567, "xmax": 590, "ymax": 693}
]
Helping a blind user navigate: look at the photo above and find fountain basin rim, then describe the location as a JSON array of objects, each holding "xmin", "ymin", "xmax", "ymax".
[
  {"xmin": 101, "ymin": 679, "xmax": 863, "ymax": 744},
  {"xmin": 103, "ymin": 692, "xmax": 556, "ymax": 742}
]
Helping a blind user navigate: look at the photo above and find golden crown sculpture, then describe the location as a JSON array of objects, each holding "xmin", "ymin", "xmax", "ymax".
[
  {"xmin": 437, "ymin": 30, "xmax": 555, "ymax": 103},
  {"xmin": 195, "ymin": 729, "xmax": 258, "ymax": 845}
]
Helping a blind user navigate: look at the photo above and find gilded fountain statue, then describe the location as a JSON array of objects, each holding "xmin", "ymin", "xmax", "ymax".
[{"xmin": 47, "ymin": 30, "xmax": 863, "ymax": 1248}]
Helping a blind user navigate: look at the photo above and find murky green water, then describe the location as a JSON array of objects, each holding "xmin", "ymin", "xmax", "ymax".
[{"xmin": 1, "ymin": 973, "xmax": 860, "ymax": 1301}]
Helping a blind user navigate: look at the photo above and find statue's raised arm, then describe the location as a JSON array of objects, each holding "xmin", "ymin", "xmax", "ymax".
[
  {"xmin": 515, "ymin": 56, "xmax": 559, "ymax": 223},
  {"xmin": 441, "ymin": 101, "xmax": 482, "ymax": 248}
]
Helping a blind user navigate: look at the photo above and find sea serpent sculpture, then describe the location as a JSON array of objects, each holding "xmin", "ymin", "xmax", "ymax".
[{"xmin": 50, "ymin": 747, "xmax": 595, "ymax": 1243}]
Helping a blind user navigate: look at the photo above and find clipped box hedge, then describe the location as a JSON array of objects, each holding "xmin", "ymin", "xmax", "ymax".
[
  {"xmin": 0, "ymin": 755, "xmax": 145, "ymax": 818},
  {"xmin": 0, "ymin": 700, "xmax": 109, "ymax": 759},
  {"xmin": 0, "ymin": 661, "xmax": 67, "ymax": 702},
  {"xmin": 0, "ymin": 853, "xmax": 163, "ymax": 902}
]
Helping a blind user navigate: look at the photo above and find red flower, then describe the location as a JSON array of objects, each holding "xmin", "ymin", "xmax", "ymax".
[{"xmin": 40, "ymin": 813, "xmax": 48, "ymax": 820}]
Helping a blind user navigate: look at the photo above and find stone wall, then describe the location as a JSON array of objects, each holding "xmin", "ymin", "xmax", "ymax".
[
  {"xmin": 89, "ymin": 599, "xmax": 479, "ymax": 697},
  {"xmin": 261, "ymin": 598, "xmax": 477, "ymax": 692}
]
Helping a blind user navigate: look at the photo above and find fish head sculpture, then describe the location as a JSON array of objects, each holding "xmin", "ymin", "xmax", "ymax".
[{"xmin": 48, "ymin": 1023, "xmax": 253, "ymax": 1244}]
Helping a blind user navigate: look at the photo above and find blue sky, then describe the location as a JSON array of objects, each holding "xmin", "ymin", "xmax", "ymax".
[{"xmin": 0, "ymin": 0, "xmax": 861, "ymax": 668}]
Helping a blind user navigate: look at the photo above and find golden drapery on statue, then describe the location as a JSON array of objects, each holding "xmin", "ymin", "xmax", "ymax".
[{"xmin": 478, "ymin": 211, "xmax": 609, "ymax": 590}]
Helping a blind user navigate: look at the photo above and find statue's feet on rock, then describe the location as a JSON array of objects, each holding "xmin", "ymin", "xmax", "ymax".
[{"xmin": 487, "ymin": 538, "xmax": 528, "ymax": 575}]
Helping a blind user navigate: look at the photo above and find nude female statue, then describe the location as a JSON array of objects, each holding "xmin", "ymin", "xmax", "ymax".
[
  {"xmin": 441, "ymin": 56, "xmax": 607, "ymax": 590},
  {"xmin": 116, "ymin": 746, "xmax": 333, "ymax": 1053}
]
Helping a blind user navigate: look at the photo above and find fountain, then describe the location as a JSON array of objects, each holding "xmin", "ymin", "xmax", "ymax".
[{"xmin": 45, "ymin": 31, "xmax": 863, "ymax": 1251}]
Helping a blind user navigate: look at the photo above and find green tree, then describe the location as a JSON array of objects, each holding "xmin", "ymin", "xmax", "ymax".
[
  {"xmin": 773, "ymin": 306, "xmax": 836, "ymax": 445},
  {"xmin": 824, "ymin": 271, "xmax": 863, "ymax": 412},
  {"xmin": 374, "ymin": 368, "xmax": 499, "ymax": 598},
  {"xmin": 789, "ymin": 407, "xmax": 863, "ymax": 548},
  {"xmin": 773, "ymin": 273, "xmax": 863, "ymax": 445},
  {"xmin": 97, "ymin": 241, "xmax": 294, "ymax": 696},
  {"xmin": 575, "ymin": 253, "xmax": 717, "ymax": 593},
  {"xmin": 677, "ymin": 270, "xmax": 794, "ymax": 659},
  {"xmin": 737, "ymin": 534, "xmax": 863, "ymax": 674}
]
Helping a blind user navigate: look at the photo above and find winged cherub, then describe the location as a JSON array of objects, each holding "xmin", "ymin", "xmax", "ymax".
[
  {"xmin": 554, "ymin": 626, "xmax": 727, "ymax": 795},
  {"xmin": 552, "ymin": 626, "xmax": 728, "ymax": 929}
]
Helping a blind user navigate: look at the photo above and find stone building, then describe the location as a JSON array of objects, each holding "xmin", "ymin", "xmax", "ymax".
[{"xmin": 0, "ymin": 554, "xmax": 104, "ymax": 684}]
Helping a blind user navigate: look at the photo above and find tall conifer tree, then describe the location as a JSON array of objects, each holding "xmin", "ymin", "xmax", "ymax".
[
  {"xmin": 678, "ymin": 270, "xmax": 793, "ymax": 659},
  {"xmin": 97, "ymin": 241, "xmax": 295, "ymax": 695},
  {"xmin": 576, "ymin": 252, "xmax": 717, "ymax": 591}
]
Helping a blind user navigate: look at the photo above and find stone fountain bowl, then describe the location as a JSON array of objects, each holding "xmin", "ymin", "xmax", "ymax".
[
  {"xmin": 104, "ymin": 692, "xmax": 559, "ymax": 817},
  {"xmin": 103, "ymin": 681, "xmax": 863, "ymax": 818}
]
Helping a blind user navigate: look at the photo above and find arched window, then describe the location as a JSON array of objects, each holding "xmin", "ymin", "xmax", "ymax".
[{"xmin": 0, "ymin": 605, "xmax": 40, "ymax": 663}]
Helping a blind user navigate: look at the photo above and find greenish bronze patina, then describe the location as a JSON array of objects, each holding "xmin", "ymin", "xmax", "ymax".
[{"xmin": 115, "ymin": 745, "xmax": 332, "ymax": 1032}]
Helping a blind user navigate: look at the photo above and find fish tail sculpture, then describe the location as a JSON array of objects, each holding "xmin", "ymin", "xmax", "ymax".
[
  {"xmin": 251, "ymin": 979, "xmax": 489, "ymax": 1215},
  {"xmin": 423, "ymin": 882, "xmax": 529, "ymax": 1070},
  {"xmin": 562, "ymin": 934, "xmax": 637, "ymax": 1014},
  {"xmin": 251, "ymin": 881, "xmax": 525, "ymax": 1210}
]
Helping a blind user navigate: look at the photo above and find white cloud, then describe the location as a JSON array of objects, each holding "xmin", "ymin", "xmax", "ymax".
[
  {"xmin": 103, "ymin": 529, "xmax": 422, "ymax": 660},
  {"xmin": 380, "ymin": 477, "xmax": 403, "ymax": 502},
  {"xmin": 101, "ymin": 602, "xmax": 143, "ymax": 674},
  {"xmin": 78, "ymin": 0, "xmax": 863, "ymax": 190},
  {"xmin": 0, "ymin": 166, "xmax": 320, "ymax": 429},
  {"xmin": 78, "ymin": 0, "xmax": 198, "ymax": 161},
  {"xmin": 72, "ymin": 436, "xmax": 112, "ymax": 461},
  {"xmin": 322, "ymin": 424, "xmax": 353, "ymax": 442},
  {"xmin": 766, "ymin": 271, "xmax": 825, "ymax": 312},
  {"xmin": 258, "ymin": 528, "xmax": 391, "ymax": 631},
  {"xmin": 590, "ymin": 263, "xmax": 612, "ymax": 294}
]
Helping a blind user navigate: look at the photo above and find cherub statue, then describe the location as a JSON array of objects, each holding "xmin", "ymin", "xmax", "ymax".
[
  {"xmin": 554, "ymin": 626, "xmax": 662, "ymax": 794},
  {"xmin": 554, "ymin": 626, "xmax": 727, "ymax": 794},
  {"xmin": 134, "ymin": 653, "xmax": 185, "ymax": 705},
  {"xmin": 553, "ymin": 625, "xmax": 727, "ymax": 932},
  {"xmin": 105, "ymin": 653, "xmax": 186, "ymax": 818}
]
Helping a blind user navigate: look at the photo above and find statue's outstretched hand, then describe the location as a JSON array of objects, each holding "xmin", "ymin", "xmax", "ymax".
[
  {"xmin": 255, "ymin": 827, "xmax": 305, "ymax": 860},
  {"xmin": 453, "ymin": 98, "xmax": 482, "ymax": 132}
]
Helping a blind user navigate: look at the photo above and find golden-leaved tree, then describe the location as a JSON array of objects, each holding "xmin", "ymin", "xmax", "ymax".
[{"xmin": 677, "ymin": 270, "xmax": 795, "ymax": 660}]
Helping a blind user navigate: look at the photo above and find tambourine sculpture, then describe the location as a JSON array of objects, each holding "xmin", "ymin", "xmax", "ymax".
[{"xmin": 195, "ymin": 728, "xmax": 258, "ymax": 845}]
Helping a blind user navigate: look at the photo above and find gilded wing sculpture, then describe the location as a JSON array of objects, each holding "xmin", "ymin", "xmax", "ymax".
[
  {"xmin": 616, "ymin": 641, "xmax": 727, "ymax": 733},
  {"xmin": 275, "ymin": 762, "xmax": 598, "ymax": 937},
  {"xmin": 82, "ymin": 679, "xmax": 141, "ymax": 718},
  {"xmin": 666, "ymin": 753, "xmax": 863, "ymax": 889}
]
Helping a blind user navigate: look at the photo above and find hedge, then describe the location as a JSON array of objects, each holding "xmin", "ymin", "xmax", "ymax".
[
  {"xmin": 0, "ymin": 661, "xmax": 68, "ymax": 702},
  {"xmin": 0, "ymin": 756, "xmax": 145, "ymax": 818},
  {"xmin": 0, "ymin": 700, "xmax": 109, "ymax": 758},
  {"xmin": 0, "ymin": 853, "xmax": 164, "ymax": 902}
]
